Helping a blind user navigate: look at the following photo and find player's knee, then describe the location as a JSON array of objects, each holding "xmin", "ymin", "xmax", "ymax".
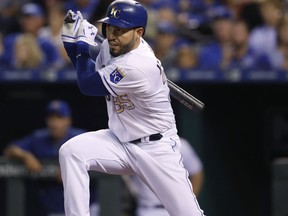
[{"xmin": 59, "ymin": 141, "xmax": 74, "ymax": 159}]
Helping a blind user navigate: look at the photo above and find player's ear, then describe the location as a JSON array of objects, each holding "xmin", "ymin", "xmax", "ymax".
[{"xmin": 135, "ymin": 27, "xmax": 144, "ymax": 37}]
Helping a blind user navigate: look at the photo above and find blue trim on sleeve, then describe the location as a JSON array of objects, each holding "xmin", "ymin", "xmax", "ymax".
[{"xmin": 103, "ymin": 76, "xmax": 118, "ymax": 96}]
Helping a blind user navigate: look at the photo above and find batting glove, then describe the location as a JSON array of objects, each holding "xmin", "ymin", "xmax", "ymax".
[
  {"xmin": 61, "ymin": 10, "xmax": 83, "ymax": 43},
  {"xmin": 77, "ymin": 20, "xmax": 98, "ymax": 47}
]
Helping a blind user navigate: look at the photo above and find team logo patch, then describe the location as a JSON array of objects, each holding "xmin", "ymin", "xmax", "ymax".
[
  {"xmin": 110, "ymin": 67, "xmax": 126, "ymax": 84},
  {"xmin": 110, "ymin": 7, "xmax": 120, "ymax": 18}
]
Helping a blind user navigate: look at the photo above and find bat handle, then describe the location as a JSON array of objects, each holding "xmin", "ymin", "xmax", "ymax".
[{"xmin": 95, "ymin": 34, "xmax": 104, "ymax": 43}]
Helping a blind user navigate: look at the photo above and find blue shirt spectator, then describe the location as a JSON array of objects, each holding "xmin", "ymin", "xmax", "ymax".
[
  {"xmin": 0, "ymin": 33, "xmax": 62, "ymax": 69},
  {"xmin": 198, "ymin": 41, "xmax": 223, "ymax": 69},
  {"xmin": 152, "ymin": 21, "xmax": 179, "ymax": 69},
  {"xmin": 4, "ymin": 100, "xmax": 98, "ymax": 216},
  {"xmin": 248, "ymin": 1, "xmax": 281, "ymax": 57},
  {"xmin": 13, "ymin": 128, "xmax": 84, "ymax": 159},
  {"xmin": 0, "ymin": 3, "xmax": 63, "ymax": 69},
  {"xmin": 198, "ymin": 15, "xmax": 233, "ymax": 70},
  {"xmin": 228, "ymin": 47, "xmax": 272, "ymax": 70},
  {"xmin": 176, "ymin": 0, "xmax": 233, "ymax": 32},
  {"xmin": 269, "ymin": 17, "xmax": 288, "ymax": 71},
  {"xmin": 13, "ymin": 127, "xmax": 85, "ymax": 214},
  {"xmin": 64, "ymin": 0, "xmax": 100, "ymax": 21},
  {"xmin": 227, "ymin": 19, "xmax": 272, "ymax": 71}
]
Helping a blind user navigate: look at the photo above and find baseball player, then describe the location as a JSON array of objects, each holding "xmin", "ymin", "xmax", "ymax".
[
  {"xmin": 123, "ymin": 137, "xmax": 204, "ymax": 216},
  {"xmin": 59, "ymin": 1, "xmax": 205, "ymax": 216}
]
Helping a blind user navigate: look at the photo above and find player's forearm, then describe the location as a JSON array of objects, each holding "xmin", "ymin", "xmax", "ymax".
[
  {"xmin": 76, "ymin": 42, "xmax": 109, "ymax": 96},
  {"xmin": 4, "ymin": 145, "xmax": 33, "ymax": 161}
]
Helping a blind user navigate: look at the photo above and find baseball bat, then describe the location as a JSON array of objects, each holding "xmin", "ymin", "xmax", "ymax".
[{"xmin": 64, "ymin": 13, "xmax": 205, "ymax": 112}]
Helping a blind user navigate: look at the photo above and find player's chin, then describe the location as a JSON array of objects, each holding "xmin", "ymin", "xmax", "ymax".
[{"xmin": 109, "ymin": 48, "xmax": 121, "ymax": 57}]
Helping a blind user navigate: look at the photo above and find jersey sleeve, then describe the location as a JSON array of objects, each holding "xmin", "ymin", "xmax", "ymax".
[
  {"xmin": 180, "ymin": 138, "xmax": 203, "ymax": 176},
  {"xmin": 97, "ymin": 60, "xmax": 149, "ymax": 97}
]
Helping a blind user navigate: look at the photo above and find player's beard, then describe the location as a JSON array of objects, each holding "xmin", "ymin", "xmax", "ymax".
[{"xmin": 109, "ymin": 37, "xmax": 135, "ymax": 57}]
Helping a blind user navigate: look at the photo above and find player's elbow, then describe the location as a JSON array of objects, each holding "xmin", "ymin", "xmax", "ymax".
[
  {"xmin": 77, "ymin": 81, "xmax": 95, "ymax": 96},
  {"xmin": 77, "ymin": 78, "xmax": 109, "ymax": 96}
]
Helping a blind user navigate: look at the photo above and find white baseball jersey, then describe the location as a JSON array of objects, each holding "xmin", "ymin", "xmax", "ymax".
[
  {"xmin": 96, "ymin": 38, "xmax": 175, "ymax": 142},
  {"xmin": 130, "ymin": 137, "xmax": 203, "ymax": 214}
]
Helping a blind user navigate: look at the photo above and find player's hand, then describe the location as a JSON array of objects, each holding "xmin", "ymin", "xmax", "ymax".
[
  {"xmin": 61, "ymin": 10, "xmax": 83, "ymax": 43},
  {"xmin": 23, "ymin": 153, "xmax": 42, "ymax": 173},
  {"xmin": 77, "ymin": 19, "xmax": 98, "ymax": 46}
]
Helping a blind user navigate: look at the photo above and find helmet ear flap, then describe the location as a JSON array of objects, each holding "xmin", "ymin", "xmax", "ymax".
[{"xmin": 102, "ymin": 23, "xmax": 107, "ymax": 38}]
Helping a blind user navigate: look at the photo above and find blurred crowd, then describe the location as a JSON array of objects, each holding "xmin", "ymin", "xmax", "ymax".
[{"xmin": 0, "ymin": 0, "xmax": 288, "ymax": 76}]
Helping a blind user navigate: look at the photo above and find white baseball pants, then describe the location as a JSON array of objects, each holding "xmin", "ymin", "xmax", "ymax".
[{"xmin": 59, "ymin": 128, "xmax": 204, "ymax": 216}]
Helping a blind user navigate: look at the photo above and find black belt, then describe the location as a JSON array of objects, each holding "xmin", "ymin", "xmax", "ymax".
[
  {"xmin": 130, "ymin": 133, "xmax": 163, "ymax": 144},
  {"xmin": 139, "ymin": 204, "xmax": 164, "ymax": 209}
]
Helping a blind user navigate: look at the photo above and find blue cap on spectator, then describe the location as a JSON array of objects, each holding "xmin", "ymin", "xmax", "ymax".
[
  {"xmin": 176, "ymin": 39, "xmax": 193, "ymax": 48},
  {"xmin": 152, "ymin": 0, "xmax": 178, "ymax": 11},
  {"xmin": 21, "ymin": 3, "xmax": 44, "ymax": 17},
  {"xmin": 46, "ymin": 100, "xmax": 71, "ymax": 117},
  {"xmin": 208, "ymin": 5, "xmax": 233, "ymax": 20},
  {"xmin": 157, "ymin": 21, "xmax": 177, "ymax": 34}
]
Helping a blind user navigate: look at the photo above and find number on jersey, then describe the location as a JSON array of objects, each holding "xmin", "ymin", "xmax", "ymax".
[{"xmin": 112, "ymin": 94, "xmax": 135, "ymax": 113}]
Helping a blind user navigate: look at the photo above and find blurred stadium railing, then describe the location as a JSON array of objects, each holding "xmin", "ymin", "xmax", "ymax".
[
  {"xmin": 0, "ymin": 67, "xmax": 288, "ymax": 83},
  {"xmin": 0, "ymin": 157, "xmax": 122, "ymax": 216}
]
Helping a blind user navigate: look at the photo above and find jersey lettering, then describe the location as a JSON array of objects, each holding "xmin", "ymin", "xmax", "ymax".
[{"xmin": 112, "ymin": 94, "xmax": 135, "ymax": 113}]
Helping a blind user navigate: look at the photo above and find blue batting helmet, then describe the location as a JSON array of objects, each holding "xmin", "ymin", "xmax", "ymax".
[{"xmin": 98, "ymin": 0, "xmax": 148, "ymax": 37}]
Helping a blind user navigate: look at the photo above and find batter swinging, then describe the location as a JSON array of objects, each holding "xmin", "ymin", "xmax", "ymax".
[{"xmin": 59, "ymin": 0, "xmax": 205, "ymax": 215}]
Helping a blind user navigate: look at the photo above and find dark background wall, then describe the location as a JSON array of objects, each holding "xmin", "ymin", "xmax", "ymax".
[{"xmin": 1, "ymin": 82, "xmax": 287, "ymax": 216}]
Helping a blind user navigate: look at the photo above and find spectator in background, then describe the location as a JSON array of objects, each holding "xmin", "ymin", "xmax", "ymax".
[
  {"xmin": 166, "ymin": 40, "xmax": 200, "ymax": 81},
  {"xmin": 176, "ymin": 42, "xmax": 198, "ymax": 70},
  {"xmin": 156, "ymin": 2, "xmax": 177, "ymax": 23},
  {"xmin": 89, "ymin": 0, "xmax": 114, "ymax": 30},
  {"xmin": 236, "ymin": 0, "xmax": 263, "ymax": 31},
  {"xmin": 3, "ymin": 100, "xmax": 99, "ymax": 216},
  {"xmin": 249, "ymin": 1, "xmax": 282, "ymax": 57},
  {"xmin": 226, "ymin": 19, "xmax": 272, "ymax": 70},
  {"xmin": 64, "ymin": 0, "xmax": 100, "ymax": 21},
  {"xmin": 197, "ymin": 8, "xmax": 233, "ymax": 70},
  {"xmin": 39, "ymin": 2, "xmax": 72, "ymax": 67},
  {"xmin": 13, "ymin": 33, "xmax": 44, "ymax": 69},
  {"xmin": 270, "ymin": 17, "xmax": 288, "ymax": 71},
  {"xmin": 176, "ymin": 0, "xmax": 210, "ymax": 43},
  {"xmin": 153, "ymin": 21, "xmax": 178, "ymax": 69},
  {"xmin": 176, "ymin": 0, "xmax": 234, "ymax": 37},
  {"xmin": 0, "ymin": 3, "xmax": 63, "ymax": 69},
  {"xmin": 0, "ymin": 34, "xmax": 3, "ymax": 58},
  {"xmin": 143, "ymin": 2, "xmax": 177, "ymax": 43},
  {"xmin": 0, "ymin": 0, "xmax": 23, "ymax": 35}
]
